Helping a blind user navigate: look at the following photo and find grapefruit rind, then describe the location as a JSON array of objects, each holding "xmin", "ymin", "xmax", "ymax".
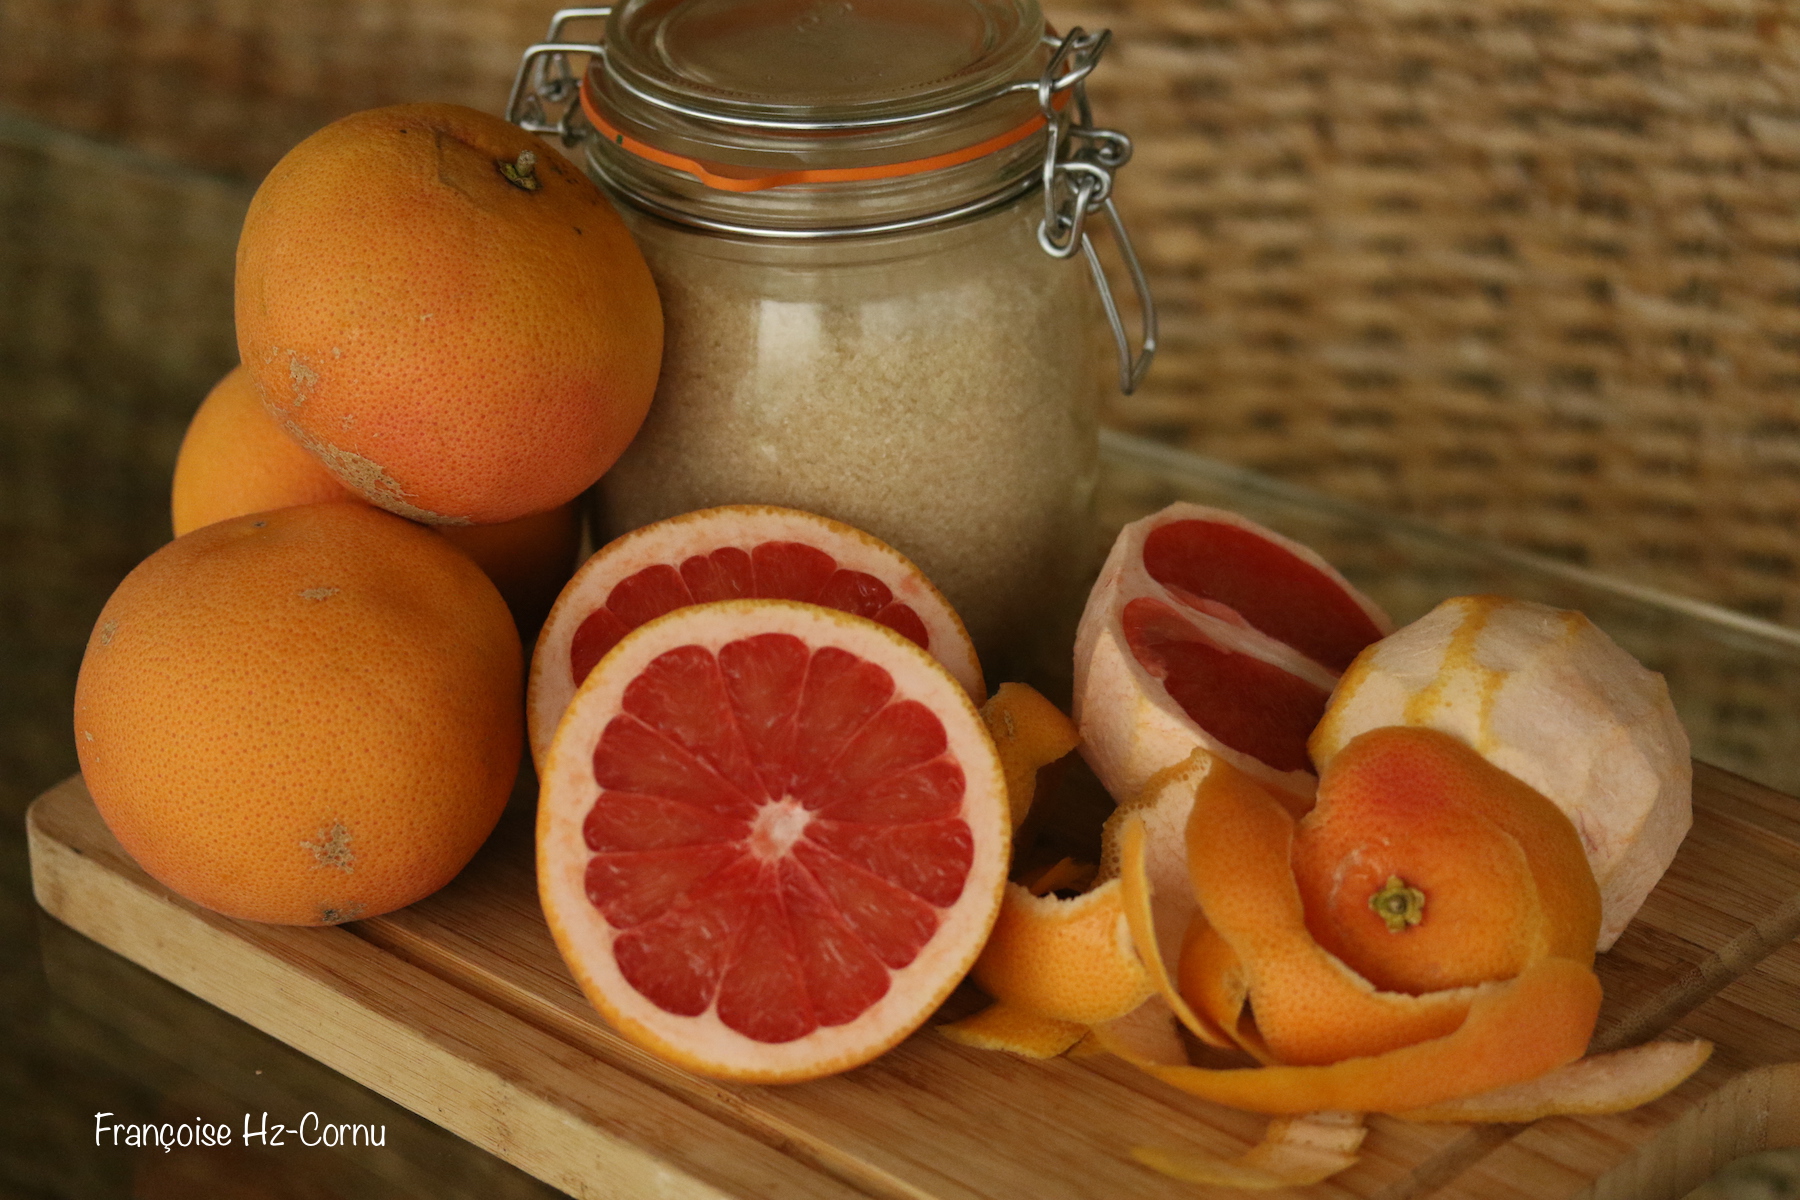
[
  {"xmin": 530, "ymin": 505, "xmax": 986, "ymax": 766},
  {"xmin": 937, "ymin": 1002, "xmax": 1087, "ymax": 1058},
  {"xmin": 979, "ymin": 682, "xmax": 1080, "ymax": 833},
  {"xmin": 1311, "ymin": 594, "xmax": 1691, "ymax": 952},
  {"xmin": 1394, "ymin": 1040, "xmax": 1713, "ymax": 1123},
  {"xmin": 538, "ymin": 599, "xmax": 1007, "ymax": 1083},
  {"xmin": 1132, "ymin": 1112, "xmax": 1367, "ymax": 1190},
  {"xmin": 968, "ymin": 880, "xmax": 1151, "ymax": 1026}
]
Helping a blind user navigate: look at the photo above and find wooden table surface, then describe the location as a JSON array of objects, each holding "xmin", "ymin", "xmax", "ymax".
[{"xmin": 28, "ymin": 755, "xmax": 1800, "ymax": 1200}]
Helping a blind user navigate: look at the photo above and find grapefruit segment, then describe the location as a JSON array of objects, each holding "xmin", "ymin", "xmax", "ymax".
[
  {"xmin": 540, "ymin": 599, "xmax": 1007, "ymax": 1082},
  {"xmin": 1074, "ymin": 503, "xmax": 1390, "ymax": 808},
  {"xmin": 533, "ymin": 505, "xmax": 984, "ymax": 766}
]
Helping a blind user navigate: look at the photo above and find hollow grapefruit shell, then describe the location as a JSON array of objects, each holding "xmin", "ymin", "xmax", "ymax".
[
  {"xmin": 538, "ymin": 599, "xmax": 1008, "ymax": 1082},
  {"xmin": 529, "ymin": 505, "xmax": 985, "ymax": 765},
  {"xmin": 1074, "ymin": 502, "xmax": 1390, "ymax": 806}
]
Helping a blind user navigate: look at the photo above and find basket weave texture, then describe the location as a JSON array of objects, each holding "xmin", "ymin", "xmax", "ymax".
[
  {"xmin": 2, "ymin": 0, "xmax": 1798, "ymax": 630},
  {"xmin": 1064, "ymin": 0, "xmax": 1800, "ymax": 629}
]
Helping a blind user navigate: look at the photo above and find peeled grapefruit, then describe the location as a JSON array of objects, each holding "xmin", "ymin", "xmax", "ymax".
[
  {"xmin": 537, "ymin": 599, "xmax": 1008, "ymax": 1082},
  {"xmin": 1311, "ymin": 594, "xmax": 1691, "ymax": 950},
  {"xmin": 235, "ymin": 102, "xmax": 662, "ymax": 525},
  {"xmin": 170, "ymin": 364, "xmax": 582, "ymax": 635},
  {"xmin": 1074, "ymin": 503, "xmax": 1390, "ymax": 808},
  {"xmin": 74, "ymin": 502, "xmax": 522, "ymax": 924},
  {"xmin": 529, "ymin": 505, "xmax": 984, "ymax": 765}
]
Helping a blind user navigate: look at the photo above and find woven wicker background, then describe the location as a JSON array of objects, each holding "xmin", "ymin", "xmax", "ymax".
[{"xmin": 5, "ymin": 0, "xmax": 1798, "ymax": 633}]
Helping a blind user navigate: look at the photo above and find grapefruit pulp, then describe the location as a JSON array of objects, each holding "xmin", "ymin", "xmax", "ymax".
[
  {"xmin": 530, "ymin": 505, "xmax": 984, "ymax": 765},
  {"xmin": 538, "ymin": 600, "xmax": 1008, "ymax": 1081}
]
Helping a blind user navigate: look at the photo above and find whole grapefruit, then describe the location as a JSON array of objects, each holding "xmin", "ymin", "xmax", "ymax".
[
  {"xmin": 171, "ymin": 364, "xmax": 582, "ymax": 635},
  {"xmin": 235, "ymin": 102, "xmax": 662, "ymax": 525},
  {"xmin": 74, "ymin": 501, "xmax": 523, "ymax": 924}
]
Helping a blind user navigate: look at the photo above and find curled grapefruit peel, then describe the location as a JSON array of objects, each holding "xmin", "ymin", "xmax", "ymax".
[
  {"xmin": 1093, "ymin": 734, "xmax": 1708, "ymax": 1188},
  {"xmin": 530, "ymin": 505, "xmax": 984, "ymax": 766},
  {"xmin": 939, "ymin": 685, "xmax": 1134, "ymax": 1058},
  {"xmin": 1312, "ymin": 593, "xmax": 1692, "ymax": 951},
  {"xmin": 538, "ymin": 599, "xmax": 1008, "ymax": 1083},
  {"xmin": 1074, "ymin": 503, "xmax": 1390, "ymax": 810}
]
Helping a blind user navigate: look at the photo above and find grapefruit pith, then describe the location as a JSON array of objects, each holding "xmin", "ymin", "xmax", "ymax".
[
  {"xmin": 538, "ymin": 599, "xmax": 1008, "ymax": 1082},
  {"xmin": 529, "ymin": 505, "xmax": 985, "ymax": 765}
]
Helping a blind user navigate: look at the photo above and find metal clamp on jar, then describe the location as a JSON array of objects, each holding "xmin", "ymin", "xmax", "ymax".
[{"xmin": 510, "ymin": 0, "xmax": 1155, "ymax": 679}]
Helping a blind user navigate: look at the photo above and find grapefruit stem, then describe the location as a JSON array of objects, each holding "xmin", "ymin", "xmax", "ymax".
[{"xmin": 1369, "ymin": 875, "xmax": 1426, "ymax": 934}]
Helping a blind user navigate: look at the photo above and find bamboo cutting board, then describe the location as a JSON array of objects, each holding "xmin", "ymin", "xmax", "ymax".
[{"xmin": 26, "ymin": 764, "xmax": 1800, "ymax": 1200}]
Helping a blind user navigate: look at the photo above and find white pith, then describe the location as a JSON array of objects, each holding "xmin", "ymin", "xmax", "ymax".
[
  {"xmin": 748, "ymin": 797, "xmax": 811, "ymax": 862},
  {"xmin": 1074, "ymin": 502, "xmax": 1393, "ymax": 808},
  {"xmin": 538, "ymin": 599, "xmax": 1008, "ymax": 1082},
  {"xmin": 528, "ymin": 504, "xmax": 986, "ymax": 766}
]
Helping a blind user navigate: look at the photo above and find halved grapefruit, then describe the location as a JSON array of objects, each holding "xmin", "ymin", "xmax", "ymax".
[
  {"xmin": 1074, "ymin": 504, "xmax": 1391, "ymax": 806},
  {"xmin": 529, "ymin": 505, "xmax": 985, "ymax": 766},
  {"xmin": 538, "ymin": 599, "xmax": 1008, "ymax": 1082}
]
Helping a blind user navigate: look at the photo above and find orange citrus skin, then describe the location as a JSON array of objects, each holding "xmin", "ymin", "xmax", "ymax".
[
  {"xmin": 172, "ymin": 365, "xmax": 345, "ymax": 535},
  {"xmin": 235, "ymin": 103, "xmax": 662, "ymax": 525},
  {"xmin": 74, "ymin": 501, "xmax": 523, "ymax": 924},
  {"xmin": 171, "ymin": 364, "xmax": 582, "ymax": 635},
  {"xmin": 1293, "ymin": 726, "xmax": 1601, "ymax": 996}
]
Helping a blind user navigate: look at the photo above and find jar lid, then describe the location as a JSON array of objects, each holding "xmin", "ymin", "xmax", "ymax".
[
  {"xmin": 606, "ymin": 0, "xmax": 1042, "ymax": 126},
  {"xmin": 585, "ymin": 0, "xmax": 1051, "ymax": 188}
]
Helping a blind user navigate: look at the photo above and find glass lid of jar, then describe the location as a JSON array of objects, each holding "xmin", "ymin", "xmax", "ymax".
[
  {"xmin": 608, "ymin": 0, "xmax": 1043, "ymax": 124},
  {"xmin": 582, "ymin": 0, "xmax": 1054, "ymax": 176}
]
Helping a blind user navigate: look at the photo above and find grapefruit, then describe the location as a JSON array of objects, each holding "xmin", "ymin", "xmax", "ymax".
[
  {"xmin": 529, "ymin": 505, "xmax": 984, "ymax": 765},
  {"xmin": 235, "ymin": 102, "xmax": 662, "ymax": 525},
  {"xmin": 1311, "ymin": 594, "xmax": 1691, "ymax": 951},
  {"xmin": 537, "ymin": 599, "xmax": 1008, "ymax": 1082},
  {"xmin": 74, "ymin": 502, "xmax": 522, "ymax": 924},
  {"xmin": 1074, "ymin": 503, "xmax": 1390, "ymax": 808},
  {"xmin": 170, "ymin": 364, "xmax": 582, "ymax": 635}
]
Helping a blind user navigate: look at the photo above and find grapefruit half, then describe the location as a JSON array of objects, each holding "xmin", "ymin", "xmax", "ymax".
[
  {"xmin": 538, "ymin": 599, "xmax": 1008, "ymax": 1081},
  {"xmin": 1074, "ymin": 504, "xmax": 1391, "ymax": 806},
  {"xmin": 529, "ymin": 505, "xmax": 985, "ymax": 765}
]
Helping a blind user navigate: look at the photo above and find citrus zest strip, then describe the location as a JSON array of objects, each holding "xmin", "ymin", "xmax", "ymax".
[
  {"xmin": 1184, "ymin": 757, "xmax": 1480, "ymax": 1065},
  {"xmin": 1091, "ymin": 956, "xmax": 1601, "ymax": 1115}
]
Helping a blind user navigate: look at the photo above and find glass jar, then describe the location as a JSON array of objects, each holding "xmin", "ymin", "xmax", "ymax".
[{"xmin": 510, "ymin": 0, "xmax": 1154, "ymax": 682}]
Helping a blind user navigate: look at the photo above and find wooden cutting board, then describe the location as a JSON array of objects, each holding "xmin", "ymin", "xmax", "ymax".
[{"xmin": 27, "ymin": 764, "xmax": 1800, "ymax": 1200}]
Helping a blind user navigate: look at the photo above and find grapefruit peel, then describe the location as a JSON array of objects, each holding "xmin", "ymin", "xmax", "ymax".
[
  {"xmin": 979, "ymin": 681, "xmax": 1081, "ymax": 833},
  {"xmin": 1310, "ymin": 594, "xmax": 1692, "ymax": 952},
  {"xmin": 1131, "ymin": 1111, "xmax": 1367, "ymax": 1191},
  {"xmin": 538, "ymin": 598, "xmax": 1009, "ymax": 1083}
]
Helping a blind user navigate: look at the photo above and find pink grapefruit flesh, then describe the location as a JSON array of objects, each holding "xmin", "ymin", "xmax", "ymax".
[
  {"xmin": 530, "ymin": 505, "xmax": 984, "ymax": 768},
  {"xmin": 540, "ymin": 599, "xmax": 1007, "ymax": 1081}
]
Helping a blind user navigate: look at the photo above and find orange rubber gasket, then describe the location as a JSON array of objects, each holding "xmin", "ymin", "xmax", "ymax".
[{"xmin": 580, "ymin": 78, "xmax": 1067, "ymax": 193}]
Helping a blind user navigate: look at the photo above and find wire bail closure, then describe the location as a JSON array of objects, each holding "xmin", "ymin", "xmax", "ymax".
[{"xmin": 507, "ymin": 7, "xmax": 1156, "ymax": 394}]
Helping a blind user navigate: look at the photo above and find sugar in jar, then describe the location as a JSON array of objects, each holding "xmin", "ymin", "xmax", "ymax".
[{"xmin": 511, "ymin": 0, "xmax": 1153, "ymax": 679}]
